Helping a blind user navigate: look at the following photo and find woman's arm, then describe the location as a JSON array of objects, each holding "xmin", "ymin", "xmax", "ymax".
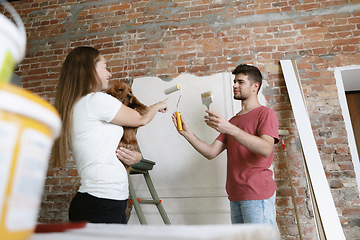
[{"xmin": 111, "ymin": 99, "xmax": 168, "ymax": 127}]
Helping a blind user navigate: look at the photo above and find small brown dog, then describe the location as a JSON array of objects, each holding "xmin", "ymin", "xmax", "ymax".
[{"xmin": 106, "ymin": 82, "xmax": 148, "ymax": 170}]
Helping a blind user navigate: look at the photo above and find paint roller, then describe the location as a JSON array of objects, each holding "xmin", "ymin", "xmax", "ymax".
[{"xmin": 164, "ymin": 84, "xmax": 183, "ymax": 131}]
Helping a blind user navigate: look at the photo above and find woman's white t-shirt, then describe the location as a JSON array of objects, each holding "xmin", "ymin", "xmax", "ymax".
[{"xmin": 71, "ymin": 92, "xmax": 128, "ymax": 200}]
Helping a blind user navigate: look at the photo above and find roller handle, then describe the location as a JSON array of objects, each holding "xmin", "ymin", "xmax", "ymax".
[{"xmin": 175, "ymin": 112, "xmax": 183, "ymax": 131}]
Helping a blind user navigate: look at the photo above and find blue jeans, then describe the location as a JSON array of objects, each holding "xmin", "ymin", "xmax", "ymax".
[{"xmin": 230, "ymin": 192, "xmax": 276, "ymax": 225}]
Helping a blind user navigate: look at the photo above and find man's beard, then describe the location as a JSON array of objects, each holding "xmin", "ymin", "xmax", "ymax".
[{"xmin": 234, "ymin": 94, "xmax": 246, "ymax": 101}]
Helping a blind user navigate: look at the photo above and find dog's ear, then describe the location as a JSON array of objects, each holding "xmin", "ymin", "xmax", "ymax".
[
  {"xmin": 130, "ymin": 95, "xmax": 145, "ymax": 108},
  {"xmin": 131, "ymin": 96, "xmax": 148, "ymax": 114},
  {"xmin": 106, "ymin": 86, "xmax": 112, "ymax": 94},
  {"xmin": 106, "ymin": 86, "xmax": 116, "ymax": 97}
]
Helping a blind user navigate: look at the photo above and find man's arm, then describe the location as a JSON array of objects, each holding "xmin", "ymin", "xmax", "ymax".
[
  {"xmin": 172, "ymin": 113, "xmax": 226, "ymax": 160},
  {"xmin": 205, "ymin": 110, "xmax": 274, "ymax": 158},
  {"xmin": 228, "ymin": 129, "xmax": 274, "ymax": 158}
]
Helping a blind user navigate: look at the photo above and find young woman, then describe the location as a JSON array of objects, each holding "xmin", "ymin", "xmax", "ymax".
[{"xmin": 52, "ymin": 46, "xmax": 168, "ymax": 224}]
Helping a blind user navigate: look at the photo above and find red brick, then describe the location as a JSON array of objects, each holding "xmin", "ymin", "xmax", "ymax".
[
  {"xmin": 110, "ymin": 3, "xmax": 131, "ymax": 11},
  {"xmin": 343, "ymin": 208, "xmax": 360, "ymax": 216},
  {"xmin": 5, "ymin": 2, "xmax": 360, "ymax": 238},
  {"xmin": 339, "ymin": 162, "xmax": 354, "ymax": 171},
  {"xmin": 325, "ymin": 138, "xmax": 348, "ymax": 145},
  {"xmin": 333, "ymin": 38, "xmax": 360, "ymax": 46}
]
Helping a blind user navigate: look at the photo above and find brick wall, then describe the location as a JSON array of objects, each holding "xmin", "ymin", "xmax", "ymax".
[{"xmin": 3, "ymin": 0, "xmax": 360, "ymax": 239}]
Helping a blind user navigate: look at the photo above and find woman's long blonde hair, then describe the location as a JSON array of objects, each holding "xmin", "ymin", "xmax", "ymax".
[{"xmin": 52, "ymin": 46, "xmax": 102, "ymax": 168}]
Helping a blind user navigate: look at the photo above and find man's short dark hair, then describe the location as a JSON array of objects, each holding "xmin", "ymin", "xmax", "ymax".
[{"xmin": 232, "ymin": 64, "xmax": 262, "ymax": 91}]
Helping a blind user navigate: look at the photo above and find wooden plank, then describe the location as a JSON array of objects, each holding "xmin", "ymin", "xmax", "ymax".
[{"xmin": 280, "ymin": 59, "xmax": 345, "ymax": 240}]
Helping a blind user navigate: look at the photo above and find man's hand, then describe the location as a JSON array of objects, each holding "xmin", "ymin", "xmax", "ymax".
[
  {"xmin": 171, "ymin": 112, "xmax": 192, "ymax": 138},
  {"xmin": 171, "ymin": 111, "xmax": 226, "ymax": 160},
  {"xmin": 205, "ymin": 110, "xmax": 275, "ymax": 158},
  {"xmin": 204, "ymin": 110, "xmax": 235, "ymax": 134}
]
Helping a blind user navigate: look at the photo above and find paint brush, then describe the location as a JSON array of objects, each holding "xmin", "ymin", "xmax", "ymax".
[{"xmin": 201, "ymin": 91, "xmax": 213, "ymax": 112}]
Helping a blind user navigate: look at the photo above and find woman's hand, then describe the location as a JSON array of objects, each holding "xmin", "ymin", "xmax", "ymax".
[
  {"xmin": 156, "ymin": 98, "xmax": 169, "ymax": 113},
  {"xmin": 116, "ymin": 147, "xmax": 142, "ymax": 166}
]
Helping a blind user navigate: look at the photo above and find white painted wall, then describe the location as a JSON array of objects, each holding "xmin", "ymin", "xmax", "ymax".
[
  {"xmin": 125, "ymin": 72, "xmax": 272, "ymax": 225},
  {"xmin": 127, "ymin": 72, "xmax": 268, "ymax": 225},
  {"xmin": 128, "ymin": 73, "xmax": 237, "ymax": 225}
]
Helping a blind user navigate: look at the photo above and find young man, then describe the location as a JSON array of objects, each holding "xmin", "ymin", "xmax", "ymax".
[{"xmin": 172, "ymin": 64, "xmax": 279, "ymax": 225}]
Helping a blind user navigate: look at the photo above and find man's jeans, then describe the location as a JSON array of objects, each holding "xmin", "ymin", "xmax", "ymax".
[{"xmin": 230, "ymin": 192, "xmax": 276, "ymax": 224}]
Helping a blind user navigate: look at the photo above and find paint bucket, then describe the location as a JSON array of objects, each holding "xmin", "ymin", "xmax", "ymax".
[
  {"xmin": 0, "ymin": 0, "xmax": 26, "ymax": 84},
  {"xmin": 0, "ymin": 83, "xmax": 61, "ymax": 240}
]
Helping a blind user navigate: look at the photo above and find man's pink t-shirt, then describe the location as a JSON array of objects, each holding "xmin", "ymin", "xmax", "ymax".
[{"xmin": 216, "ymin": 106, "xmax": 279, "ymax": 201}]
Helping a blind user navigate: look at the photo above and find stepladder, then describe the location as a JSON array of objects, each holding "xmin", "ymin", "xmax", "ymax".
[{"xmin": 128, "ymin": 158, "xmax": 171, "ymax": 225}]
